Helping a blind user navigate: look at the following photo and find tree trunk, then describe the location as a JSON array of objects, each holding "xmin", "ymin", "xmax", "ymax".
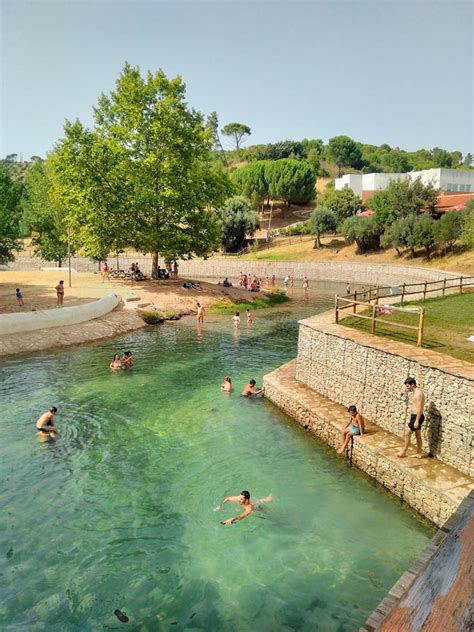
[
  {"xmin": 58, "ymin": 258, "xmax": 62, "ymax": 268},
  {"xmin": 313, "ymin": 233, "xmax": 321, "ymax": 249},
  {"xmin": 152, "ymin": 252, "xmax": 159, "ymax": 279},
  {"xmin": 395, "ymin": 247, "xmax": 401, "ymax": 256}
]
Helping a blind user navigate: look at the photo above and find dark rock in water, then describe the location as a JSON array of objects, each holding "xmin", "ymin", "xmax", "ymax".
[
  {"xmin": 6, "ymin": 547, "xmax": 13, "ymax": 560},
  {"xmin": 114, "ymin": 609, "xmax": 129, "ymax": 623}
]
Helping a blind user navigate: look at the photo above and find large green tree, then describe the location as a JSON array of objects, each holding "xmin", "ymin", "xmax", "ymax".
[
  {"xmin": 265, "ymin": 159, "xmax": 316, "ymax": 211},
  {"xmin": 53, "ymin": 63, "xmax": 231, "ymax": 276},
  {"xmin": 327, "ymin": 135, "xmax": 362, "ymax": 176},
  {"xmin": 218, "ymin": 196, "xmax": 259, "ymax": 252},
  {"xmin": 21, "ymin": 159, "xmax": 75, "ymax": 266},
  {"xmin": 370, "ymin": 178, "xmax": 438, "ymax": 227},
  {"xmin": 309, "ymin": 206, "xmax": 337, "ymax": 249},
  {"xmin": 221, "ymin": 122, "xmax": 251, "ymax": 150},
  {"xmin": 231, "ymin": 161, "xmax": 269, "ymax": 209},
  {"xmin": 317, "ymin": 187, "xmax": 361, "ymax": 222},
  {"xmin": 0, "ymin": 163, "xmax": 23, "ymax": 262}
]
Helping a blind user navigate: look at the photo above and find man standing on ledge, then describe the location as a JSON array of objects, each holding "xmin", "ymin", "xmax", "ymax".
[{"xmin": 397, "ymin": 377, "xmax": 425, "ymax": 458}]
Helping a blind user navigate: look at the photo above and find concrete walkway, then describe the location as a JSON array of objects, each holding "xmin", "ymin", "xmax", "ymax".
[{"xmin": 264, "ymin": 360, "xmax": 474, "ymax": 526}]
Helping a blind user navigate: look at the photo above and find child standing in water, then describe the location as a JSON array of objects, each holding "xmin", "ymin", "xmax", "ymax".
[
  {"xmin": 246, "ymin": 309, "xmax": 253, "ymax": 324},
  {"xmin": 233, "ymin": 312, "xmax": 241, "ymax": 327}
]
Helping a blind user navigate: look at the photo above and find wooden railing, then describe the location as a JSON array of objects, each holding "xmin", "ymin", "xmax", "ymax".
[
  {"xmin": 356, "ymin": 275, "xmax": 474, "ymax": 305},
  {"xmin": 335, "ymin": 295, "xmax": 425, "ymax": 346}
]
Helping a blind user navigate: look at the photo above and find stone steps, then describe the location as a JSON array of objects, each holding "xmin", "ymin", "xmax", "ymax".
[{"xmin": 263, "ymin": 360, "xmax": 474, "ymax": 527}]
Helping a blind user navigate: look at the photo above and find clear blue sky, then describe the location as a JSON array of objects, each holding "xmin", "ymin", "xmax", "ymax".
[{"xmin": 1, "ymin": 0, "xmax": 472, "ymax": 159}]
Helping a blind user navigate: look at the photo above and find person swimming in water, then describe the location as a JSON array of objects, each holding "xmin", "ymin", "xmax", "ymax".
[
  {"xmin": 36, "ymin": 407, "xmax": 59, "ymax": 439},
  {"xmin": 123, "ymin": 350, "xmax": 134, "ymax": 369},
  {"xmin": 221, "ymin": 376, "xmax": 233, "ymax": 392},
  {"xmin": 110, "ymin": 353, "xmax": 122, "ymax": 370},
  {"xmin": 241, "ymin": 379, "xmax": 264, "ymax": 397},
  {"xmin": 215, "ymin": 490, "xmax": 272, "ymax": 525}
]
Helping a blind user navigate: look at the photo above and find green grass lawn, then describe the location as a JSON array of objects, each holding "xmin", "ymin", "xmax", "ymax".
[{"xmin": 341, "ymin": 292, "xmax": 474, "ymax": 363}]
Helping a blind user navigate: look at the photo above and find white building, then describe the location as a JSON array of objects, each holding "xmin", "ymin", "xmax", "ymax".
[{"xmin": 336, "ymin": 168, "xmax": 474, "ymax": 202}]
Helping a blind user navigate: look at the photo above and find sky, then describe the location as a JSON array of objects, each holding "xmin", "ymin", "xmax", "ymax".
[{"xmin": 1, "ymin": 0, "xmax": 473, "ymax": 159}]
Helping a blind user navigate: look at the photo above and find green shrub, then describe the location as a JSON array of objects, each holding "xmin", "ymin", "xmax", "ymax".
[
  {"xmin": 139, "ymin": 309, "xmax": 163, "ymax": 324},
  {"xmin": 433, "ymin": 210, "xmax": 463, "ymax": 251}
]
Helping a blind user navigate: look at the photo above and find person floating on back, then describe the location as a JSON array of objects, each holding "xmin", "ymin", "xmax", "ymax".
[
  {"xmin": 241, "ymin": 379, "xmax": 264, "ymax": 397},
  {"xmin": 16, "ymin": 288, "xmax": 24, "ymax": 307},
  {"xmin": 215, "ymin": 490, "xmax": 272, "ymax": 525},
  {"xmin": 337, "ymin": 405, "xmax": 365, "ymax": 454},
  {"xmin": 397, "ymin": 377, "xmax": 425, "ymax": 458},
  {"xmin": 36, "ymin": 407, "xmax": 59, "ymax": 439}
]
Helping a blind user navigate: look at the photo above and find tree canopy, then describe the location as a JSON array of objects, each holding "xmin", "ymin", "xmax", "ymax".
[
  {"xmin": 309, "ymin": 207, "xmax": 337, "ymax": 249},
  {"xmin": 218, "ymin": 195, "xmax": 259, "ymax": 252},
  {"xmin": 370, "ymin": 178, "xmax": 439, "ymax": 227},
  {"xmin": 52, "ymin": 63, "xmax": 231, "ymax": 276},
  {"xmin": 0, "ymin": 163, "xmax": 23, "ymax": 262},
  {"xmin": 221, "ymin": 122, "xmax": 251, "ymax": 150},
  {"xmin": 327, "ymin": 135, "xmax": 363, "ymax": 176}
]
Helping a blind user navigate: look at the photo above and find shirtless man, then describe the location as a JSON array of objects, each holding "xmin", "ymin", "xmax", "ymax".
[
  {"xmin": 36, "ymin": 407, "xmax": 59, "ymax": 439},
  {"xmin": 216, "ymin": 490, "xmax": 272, "ymax": 525},
  {"xmin": 241, "ymin": 379, "xmax": 265, "ymax": 397},
  {"xmin": 123, "ymin": 350, "xmax": 134, "ymax": 369},
  {"xmin": 397, "ymin": 377, "xmax": 425, "ymax": 458},
  {"xmin": 196, "ymin": 302, "xmax": 205, "ymax": 324}
]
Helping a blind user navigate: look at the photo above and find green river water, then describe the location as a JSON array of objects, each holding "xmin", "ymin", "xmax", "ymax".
[{"xmin": 0, "ymin": 283, "xmax": 433, "ymax": 631}]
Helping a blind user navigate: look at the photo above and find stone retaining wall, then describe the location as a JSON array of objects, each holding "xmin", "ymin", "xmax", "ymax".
[
  {"xmin": 296, "ymin": 319, "xmax": 474, "ymax": 477},
  {"xmin": 263, "ymin": 362, "xmax": 470, "ymax": 526},
  {"xmin": 7, "ymin": 255, "xmax": 461, "ymax": 285}
]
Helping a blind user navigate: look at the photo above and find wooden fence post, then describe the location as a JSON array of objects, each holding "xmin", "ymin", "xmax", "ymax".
[
  {"xmin": 335, "ymin": 295, "xmax": 339, "ymax": 324},
  {"xmin": 442, "ymin": 278, "xmax": 446, "ymax": 297},
  {"xmin": 417, "ymin": 309, "xmax": 425, "ymax": 347},
  {"xmin": 371, "ymin": 303, "xmax": 377, "ymax": 334},
  {"xmin": 368, "ymin": 287, "xmax": 372, "ymax": 303},
  {"xmin": 353, "ymin": 291, "xmax": 357, "ymax": 314},
  {"xmin": 423, "ymin": 282, "xmax": 427, "ymax": 300},
  {"xmin": 460, "ymin": 276, "xmax": 463, "ymax": 294},
  {"xmin": 401, "ymin": 283, "xmax": 406, "ymax": 304}
]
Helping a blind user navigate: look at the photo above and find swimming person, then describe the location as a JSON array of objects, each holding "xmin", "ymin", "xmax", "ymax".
[
  {"xmin": 110, "ymin": 353, "xmax": 122, "ymax": 370},
  {"xmin": 397, "ymin": 377, "xmax": 425, "ymax": 458},
  {"xmin": 36, "ymin": 407, "xmax": 59, "ymax": 439},
  {"xmin": 123, "ymin": 350, "xmax": 134, "ymax": 369},
  {"xmin": 220, "ymin": 376, "xmax": 233, "ymax": 392},
  {"xmin": 215, "ymin": 491, "xmax": 272, "ymax": 525},
  {"xmin": 241, "ymin": 379, "xmax": 265, "ymax": 397},
  {"xmin": 337, "ymin": 405, "xmax": 365, "ymax": 454}
]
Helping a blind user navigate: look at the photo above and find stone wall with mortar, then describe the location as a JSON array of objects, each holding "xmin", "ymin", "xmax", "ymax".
[{"xmin": 295, "ymin": 322, "xmax": 474, "ymax": 477}]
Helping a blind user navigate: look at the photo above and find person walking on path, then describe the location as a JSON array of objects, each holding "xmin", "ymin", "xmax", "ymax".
[
  {"xmin": 303, "ymin": 276, "xmax": 309, "ymax": 292},
  {"xmin": 102, "ymin": 262, "xmax": 110, "ymax": 282},
  {"xmin": 397, "ymin": 377, "xmax": 425, "ymax": 458},
  {"xmin": 56, "ymin": 280, "xmax": 65, "ymax": 307},
  {"xmin": 16, "ymin": 288, "xmax": 24, "ymax": 306},
  {"xmin": 271, "ymin": 274, "xmax": 276, "ymax": 286},
  {"xmin": 197, "ymin": 302, "xmax": 205, "ymax": 324}
]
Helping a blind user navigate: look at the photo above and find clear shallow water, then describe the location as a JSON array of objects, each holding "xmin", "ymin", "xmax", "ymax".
[{"xmin": 0, "ymin": 284, "xmax": 433, "ymax": 631}]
